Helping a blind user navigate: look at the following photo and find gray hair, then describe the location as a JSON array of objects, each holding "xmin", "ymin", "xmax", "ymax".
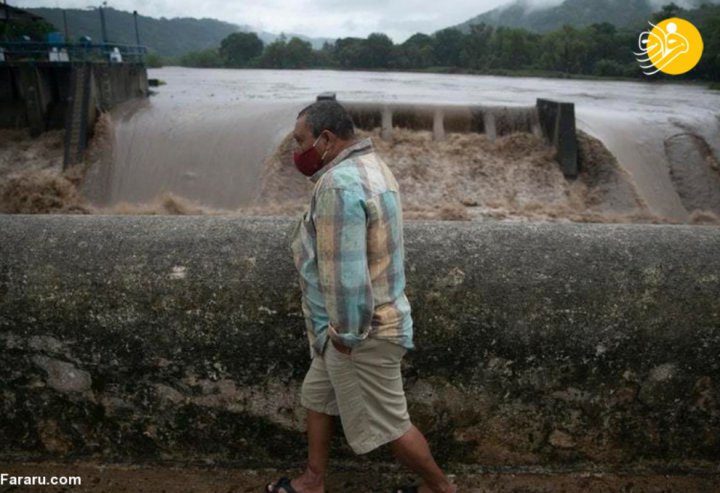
[{"xmin": 297, "ymin": 100, "xmax": 355, "ymax": 140}]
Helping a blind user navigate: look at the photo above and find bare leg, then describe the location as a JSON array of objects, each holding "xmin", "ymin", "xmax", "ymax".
[
  {"xmin": 268, "ymin": 409, "xmax": 334, "ymax": 493},
  {"xmin": 389, "ymin": 425, "xmax": 456, "ymax": 493}
]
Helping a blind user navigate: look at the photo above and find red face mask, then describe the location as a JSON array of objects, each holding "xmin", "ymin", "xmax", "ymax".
[{"xmin": 293, "ymin": 135, "xmax": 327, "ymax": 177}]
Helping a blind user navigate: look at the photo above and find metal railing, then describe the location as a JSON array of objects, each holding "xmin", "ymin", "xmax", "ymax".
[{"xmin": 0, "ymin": 42, "xmax": 147, "ymax": 64}]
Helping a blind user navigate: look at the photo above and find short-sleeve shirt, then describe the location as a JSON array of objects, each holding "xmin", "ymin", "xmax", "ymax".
[{"xmin": 291, "ymin": 137, "xmax": 414, "ymax": 358}]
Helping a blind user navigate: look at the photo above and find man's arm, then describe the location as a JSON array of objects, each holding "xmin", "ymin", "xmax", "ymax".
[{"xmin": 314, "ymin": 187, "xmax": 374, "ymax": 348}]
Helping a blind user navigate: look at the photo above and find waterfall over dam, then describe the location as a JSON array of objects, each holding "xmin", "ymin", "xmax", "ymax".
[{"xmin": 76, "ymin": 68, "xmax": 720, "ymax": 224}]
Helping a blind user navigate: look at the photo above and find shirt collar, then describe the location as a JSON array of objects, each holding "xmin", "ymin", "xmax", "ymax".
[{"xmin": 310, "ymin": 137, "xmax": 373, "ymax": 183}]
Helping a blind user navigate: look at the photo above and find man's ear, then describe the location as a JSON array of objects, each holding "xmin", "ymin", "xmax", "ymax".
[{"xmin": 321, "ymin": 130, "xmax": 336, "ymax": 144}]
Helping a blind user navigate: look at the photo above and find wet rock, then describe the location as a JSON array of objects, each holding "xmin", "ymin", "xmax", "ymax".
[
  {"xmin": 32, "ymin": 356, "xmax": 92, "ymax": 393},
  {"xmin": 100, "ymin": 396, "xmax": 137, "ymax": 417},
  {"xmin": 28, "ymin": 335, "xmax": 65, "ymax": 354},
  {"xmin": 549, "ymin": 430, "xmax": 576, "ymax": 449},
  {"xmin": 437, "ymin": 267, "xmax": 466, "ymax": 288},
  {"xmin": 692, "ymin": 376, "xmax": 718, "ymax": 415},
  {"xmin": 153, "ymin": 383, "xmax": 185, "ymax": 405},
  {"xmin": 1, "ymin": 332, "xmax": 23, "ymax": 350},
  {"xmin": 638, "ymin": 363, "xmax": 686, "ymax": 408},
  {"xmin": 551, "ymin": 387, "xmax": 592, "ymax": 404},
  {"xmin": 36, "ymin": 419, "xmax": 73, "ymax": 454},
  {"xmin": 608, "ymin": 384, "xmax": 639, "ymax": 407}
]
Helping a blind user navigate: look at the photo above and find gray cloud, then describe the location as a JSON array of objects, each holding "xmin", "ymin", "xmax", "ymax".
[
  {"xmin": 12, "ymin": 0, "xmax": 717, "ymax": 42},
  {"xmin": 12, "ymin": 0, "xmax": 510, "ymax": 41}
]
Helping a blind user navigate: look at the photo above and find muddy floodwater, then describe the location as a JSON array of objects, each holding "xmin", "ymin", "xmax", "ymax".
[{"xmin": 2, "ymin": 68, "xmax": 719, "ymax": 223}]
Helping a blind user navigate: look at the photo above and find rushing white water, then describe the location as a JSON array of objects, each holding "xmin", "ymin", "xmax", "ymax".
[{"xmin": 81, "ymin": 67, "xmax": 720, "ymax": 221}]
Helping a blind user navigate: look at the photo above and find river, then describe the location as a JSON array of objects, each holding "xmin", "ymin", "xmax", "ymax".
[{"xmin": 80, "ymin": 67, "xmax": 720, "ymax": 222}]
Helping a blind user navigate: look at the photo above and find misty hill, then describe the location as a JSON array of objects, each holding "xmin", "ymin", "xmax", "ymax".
[
  {"xmin": 451, "ymin": 0, "xmax": 720, "ymax": 33},
  {"xmin": 29, "ymin": 7, "xmax": 332, "ymax": 57}
]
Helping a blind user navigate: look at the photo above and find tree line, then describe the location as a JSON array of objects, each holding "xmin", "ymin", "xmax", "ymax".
[{"xmin": 148, "ymin": 2, "xmax": 719, "ymax": 82}]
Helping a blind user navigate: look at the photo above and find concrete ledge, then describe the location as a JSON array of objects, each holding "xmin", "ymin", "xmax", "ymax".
[
  {"xmin": 537, "ymin": 98, "xmax": 579, "ymax": 178},
  {"xmin": 343, "ymin": 102, "xmax": 541, "ymax": 143},
  {"xmin": 1, "ymin": 215, "xmax": 719, "ymax": 470}
]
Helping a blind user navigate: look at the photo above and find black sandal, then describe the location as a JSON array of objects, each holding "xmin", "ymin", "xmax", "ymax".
[{"xmin": 266, "ymin": 477, "xmax": 301, "ymax": 493}]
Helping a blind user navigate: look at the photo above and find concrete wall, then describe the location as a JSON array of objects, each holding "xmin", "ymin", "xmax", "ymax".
[
  {"xmin": 0, "ymin": 67, "xmax": 26, "ymax": 127},
  {"xmin": 0, "ymin": 62, "xmax": 148, "ymax": 133},
  {"xmin": 537, "ymin": 98, "xmax": 579, "ymax": 178},
  {"xmin": 0, "ymin": 67, "xmax": 15, "ymax": 101},
  {"xmin": 94, "ymin": 63, "xmax": 148, "ymax": 111},
  {"xmin": 1, "ymin": 215, "xmax": 719, "ymax": 471},
  {"xmin": 12, "ymin": 65, "xmax": 55, "ymax": 136}
]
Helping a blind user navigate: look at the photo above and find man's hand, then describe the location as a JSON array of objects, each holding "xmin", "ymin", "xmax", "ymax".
[{"xmin": 331, "ymin": 337, "xmax": 352, "ymax": 355}]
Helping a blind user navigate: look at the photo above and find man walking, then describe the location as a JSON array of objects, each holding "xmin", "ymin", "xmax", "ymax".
[{"xmin": 267, "ymin": 100, "xmax": 456, "ymax": 493}]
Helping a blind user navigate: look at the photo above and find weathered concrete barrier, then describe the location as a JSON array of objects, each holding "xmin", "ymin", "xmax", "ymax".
[
  {"xmin": 0, "ymin": 63, "xmax": 148, "ymax": 134},
  {"xmin": 537, "ymin": 98, "xmax": 579, "ymax": 178},
  {"xmin": 1, "ymin": 215, "xmax": 719, "ymax": 471}
]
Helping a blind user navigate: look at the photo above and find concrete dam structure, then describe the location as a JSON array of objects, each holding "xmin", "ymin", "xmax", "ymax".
[
  {"xmin": 0, "ymin": 53, "xmax": 148, "ymax": 167},
  {"xmin": 341, "ymin": 97, "xmax": 578, "ymax": 177},
  {"xmin": 1, "ymin": 214, "xmax": 719, "ymax": 473}
]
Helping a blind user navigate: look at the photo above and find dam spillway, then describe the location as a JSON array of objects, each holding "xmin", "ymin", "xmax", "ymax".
[{"xmin": 63, "ymin": 68, "xmax": 720, "ymax": 224}]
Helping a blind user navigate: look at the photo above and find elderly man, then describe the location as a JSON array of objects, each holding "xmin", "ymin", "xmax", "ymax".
[{"xmin": 266, "ymin": 100, "xmax": 456, "ymax": 493}]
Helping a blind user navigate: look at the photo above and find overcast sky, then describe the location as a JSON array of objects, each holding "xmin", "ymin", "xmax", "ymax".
[
  {"xmin": 11, "ymin": 0, "xmax": 557, "ymax": 42},
  {"xmin": 12, "ymin": 0, "xmax": 698, "ymax": 41}
]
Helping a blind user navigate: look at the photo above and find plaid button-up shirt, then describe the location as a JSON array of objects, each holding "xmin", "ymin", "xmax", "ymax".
[{"xmin": 291, "ymin": 137, "xmax": 414, "ymax": 358}]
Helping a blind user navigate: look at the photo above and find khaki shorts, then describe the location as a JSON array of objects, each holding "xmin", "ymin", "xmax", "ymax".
[{"xmin": 300, "ymin": 336, "xmax": 412, "ymax": 455}]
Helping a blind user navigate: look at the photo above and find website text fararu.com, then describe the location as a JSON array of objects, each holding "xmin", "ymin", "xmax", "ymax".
[{"xmin": 1, "ymin": 473, "xmax": 82, "ymax": 487}]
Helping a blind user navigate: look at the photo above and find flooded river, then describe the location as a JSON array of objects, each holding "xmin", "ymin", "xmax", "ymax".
[{"xmin": 78, "ymin": 68, "xmax": 720, "ymax": 222}]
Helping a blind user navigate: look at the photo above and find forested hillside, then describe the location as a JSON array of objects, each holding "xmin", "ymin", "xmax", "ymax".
[
  {"xmin": 452, "ymin": 0, "xmax": 719, "ymax": 33},
  {"xmin": 28, "ymin": 7, "xmax": 330, "ymax": 56}
]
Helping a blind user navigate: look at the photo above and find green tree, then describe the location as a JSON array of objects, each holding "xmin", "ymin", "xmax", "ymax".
[
  {"xmin": 284, "ymin": 37, "xmax": 314, "ymax": 68},
  {"xmin": 538, "ymin": 25, "xmax": 591, "ymax": 74},
  {"xmin": 487, "ymin": 27, "xmax": 538, "ymax": 70},
  {"xmin": 586, "ymin": 23, "xmax": 620, "ymax": 62},
  {"xmin": 365, "ymin": 33, "xmax": 394, "ymax": 68},
  {"xmin": 178, "ymin": 48, "xmax": 223, "ymax": 68},
  {"xmin": 2, "ymin": 18, "xmax": 55, "ymax": 42},
  {"xmin": 396, "ymin": 33, "xmax": 435, "ymax": 69},
  {"xmin": 433, "ymin": 28, "xmax": 465, "ymax": 67},
  {"xmin": 653, "ymin": 3, "xmax": 684, "ymax": 23},
  {"xmin": 334, "ymin": 37, "xmax": 368, "ymax": 68},
  {"xmin": 258, "ymin": 37, "xmax": 287, "ymax": 68},
  {"xmin": 144, "ymin": 51, "xmax": 165, "ymax": 68},
  {"xmin": 219, "ymin": 31, "xmax": 264, "ymax": 67},
  {"xmin": 582, "ymin": 23, "xmax": 633, "ymax": 77},
  {"xmin": 257, "ymin": 36, "xmax": 314, "ymax": 68},
  {"xmin": 315, "ymin": 41, "xmax": 337, "ymax": 67},
  {"xmin": 694, "ymin": 10, "xmax": 720, "ymax": 81},
  {"xmin": 460, "ymin": 23, "xmax": 493, "ymax": 70}
]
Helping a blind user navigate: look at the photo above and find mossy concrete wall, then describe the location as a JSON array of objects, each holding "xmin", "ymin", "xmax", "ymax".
[
  {"xmin": 1, "ymin": 215, "xmax": 719, "ymax": 470},
  {"xmin": 0, "ymin": 63, "xmax": 148, "ymax": 134}
]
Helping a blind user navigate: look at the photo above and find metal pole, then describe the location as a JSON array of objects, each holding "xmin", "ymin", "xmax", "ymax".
[
  {"xmin": 99, "ymin": 6, "xmax": 108, "ymax": 44},
  {"xmin": 133, "ymin": 10, "xmax": 140, "ymax": 46},
  {"xmin": 1, "ymin": 0, "xmax": 7, "ymax": 40},
  {"xmin": 63, "ymin": 10, "xmax": 69, "ymax": 41}
]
